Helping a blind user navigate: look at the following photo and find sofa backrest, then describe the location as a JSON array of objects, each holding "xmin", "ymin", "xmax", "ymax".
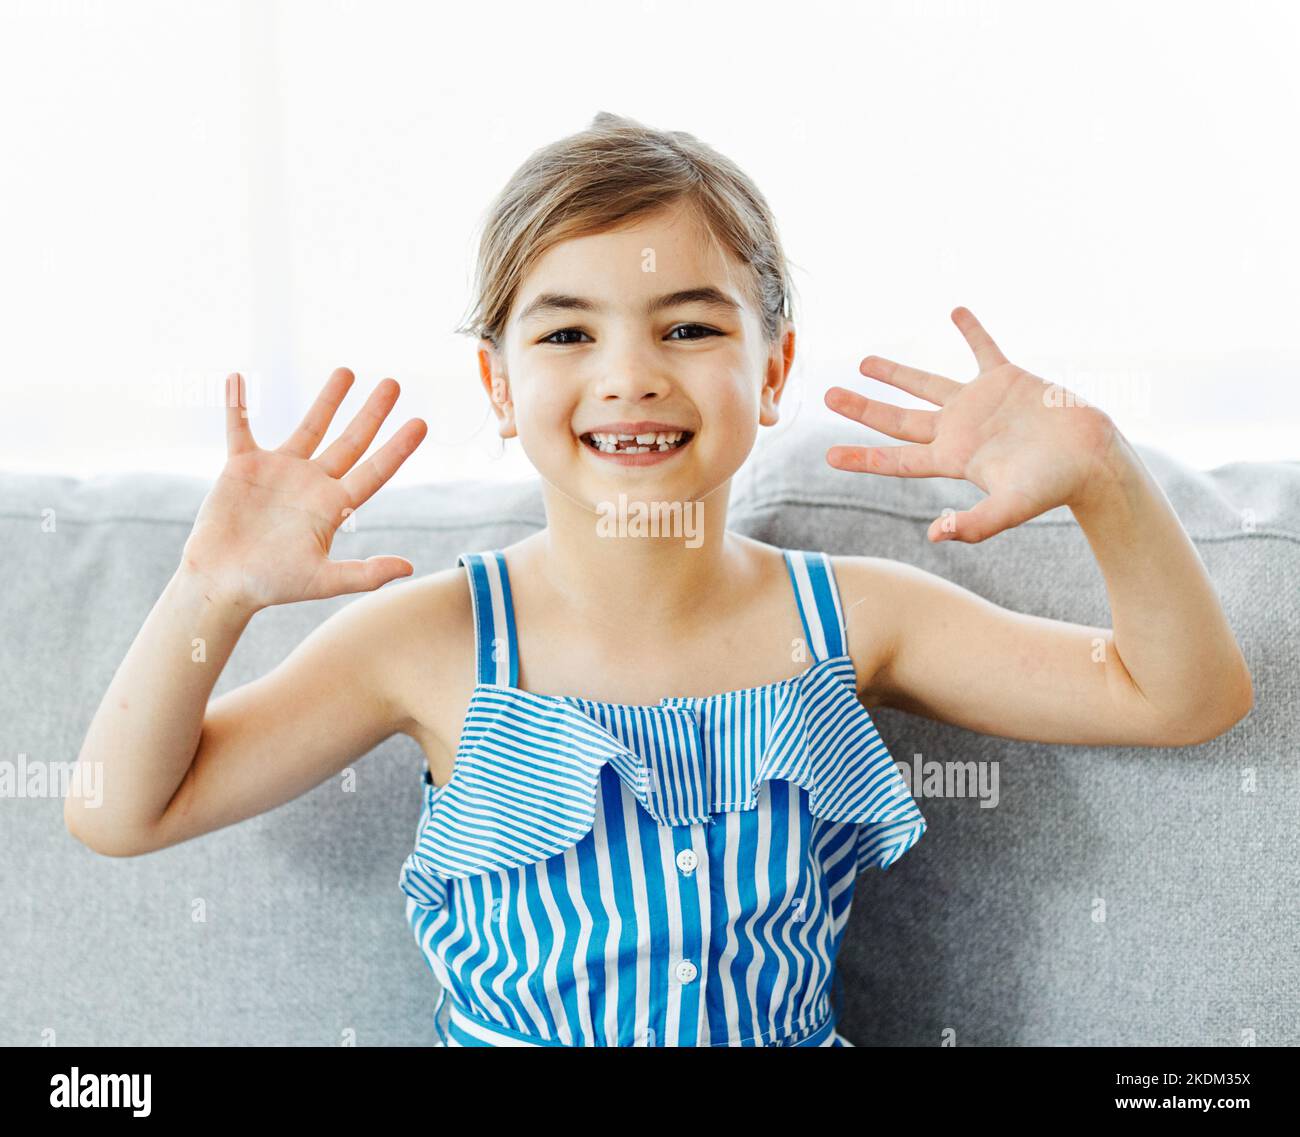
[{"xmin": 1, "ymin": 420, "xmax": 1295, "ymax": 1045}]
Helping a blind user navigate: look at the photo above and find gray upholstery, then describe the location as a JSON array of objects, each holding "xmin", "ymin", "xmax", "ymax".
[{"xmin": 2, "ymin": 420, "xmax": 1296, "ymax": 1046}]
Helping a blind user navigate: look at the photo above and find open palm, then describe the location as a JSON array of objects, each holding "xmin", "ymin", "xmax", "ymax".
[
  {"xmin": 824, "ymin": 307, "xmax": 1116, "ymax": 544},
  {"xmin": 183, "ymin": 368, "xmax": 428, "ymax": 609}
]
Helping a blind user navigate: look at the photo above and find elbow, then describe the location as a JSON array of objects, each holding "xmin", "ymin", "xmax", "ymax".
[
  {"xmin": 1198, "ymin": 703, "xmax": 1252, "ymax": 745},
  {"xmin": 63, "ymin": 815, "xmax": 108, "ymax": 856},
  {"xmin": 64, "ymin": 809, "xmax": 153, "ymax": 859},
  {"xmin": 1164, "ymin": 669, "xmax": 1255, "ymax": 746},
  {"xmin": 1218, "ymin": 663, "xmax": 1256, "ymax": 736},
  {"xmin": 64, "ymin": 763, "xmax": 161, "ymax": 857},
  {"xmin": 1236, "ymin": 668, "xmax": 1256, "ymax": 721},
  {"xmin": 63, "ymin": 803, "xmax": 92, "ymax": 850},
  {"xmin": 69, "ymin": 831, "xmax": 151, "ymax": 859}
]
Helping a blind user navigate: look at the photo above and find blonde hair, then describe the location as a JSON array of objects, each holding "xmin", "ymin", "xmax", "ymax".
[{"xmin": 454, "ymin": 111, "xmax": 799, "ymax": 350}]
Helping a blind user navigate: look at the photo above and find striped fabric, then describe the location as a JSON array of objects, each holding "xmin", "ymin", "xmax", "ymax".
[{"xmin": 399, "ymin": 547, "xmax": 927, "ymax": 1047}]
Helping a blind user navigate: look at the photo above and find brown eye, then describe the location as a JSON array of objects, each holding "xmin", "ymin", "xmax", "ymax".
[
  {"xmin": 541, "ymin": 328, "xmax": 591, "ymax": 345},
  {"xmin": 667, "ymin": 324, "xmax": 721, "ymax": 340}
]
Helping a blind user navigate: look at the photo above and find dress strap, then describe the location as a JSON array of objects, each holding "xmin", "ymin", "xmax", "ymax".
[
  {"xmin": 456, "ymin": 550, "xmax": 519, "ymax": 688},
  {"xmin": 782, "ymin": 549, "xmax": 848, "ymax": 662}
]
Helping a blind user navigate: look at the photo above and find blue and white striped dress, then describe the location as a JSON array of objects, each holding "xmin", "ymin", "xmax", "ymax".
[{"xmin": 399, "ymin": 547, "xmax": 927, "ymax": 1046}]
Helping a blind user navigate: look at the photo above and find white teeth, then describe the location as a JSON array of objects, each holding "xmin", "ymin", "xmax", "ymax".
[{"xmin": 584, "ymin": 429, "xmax": 688, "ymax": 453}]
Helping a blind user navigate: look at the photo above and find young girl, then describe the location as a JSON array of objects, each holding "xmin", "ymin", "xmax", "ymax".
[{"xmin": 67, "ymin": 112, "xmax": 1254, "ymax": 1048}]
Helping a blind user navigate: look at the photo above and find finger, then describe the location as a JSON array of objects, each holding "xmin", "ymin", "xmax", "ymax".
[
  {"xmin": 826, "ymin": 442, "xmax": 947, "ymax": 479},
  {"xmin": 927, "ymin": 494, "xmax": 1021, "ymax": 544},
  {"xmin": 314, "ymin": 555, "xmax": 415, "ymax": 599},
  {"xmin": 314, "ymin": 378, "xmax": 402, "ymax": 478},
  {"xmin": 859, "ymin": 355, "xmax": 962, "ymax": 407},
  {"xmin": 277, "ymin": 367, "xmax": 357, "ymax": 459},
  {"xmin": 824, "ymin": 386, "xmax": 937, "ymax": 443},
  {"xmin": 225, "ymin": 373, "xmax": 258, "ymax": 455},
  {"xmin": 951, "ymin": 307, "xmax": 1008, "ymax": 372},
  {"xmin": 339, "ymin": 418, "xmax": 428, "ymax": 506}
]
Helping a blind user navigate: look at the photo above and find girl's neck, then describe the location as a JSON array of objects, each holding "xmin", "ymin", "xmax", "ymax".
[{"xmin": 517, "ymin": 479, "xmax": 751, "ymax": 637}]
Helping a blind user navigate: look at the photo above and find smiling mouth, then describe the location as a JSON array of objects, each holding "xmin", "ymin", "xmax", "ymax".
[{"xmin": 579, "ymin": 430, "xmax": 695, "ymax": 454}]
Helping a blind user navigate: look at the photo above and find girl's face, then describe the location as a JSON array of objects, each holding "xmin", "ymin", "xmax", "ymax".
[{"xmin": 478, "ymin": 200, "xmax": 795, "ymax": 510}]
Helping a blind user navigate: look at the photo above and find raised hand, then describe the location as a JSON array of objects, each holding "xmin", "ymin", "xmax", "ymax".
[
  {"xmin": 824, "ymin": 307, "xmax": 1118, "ymax": 544},
  {"xmin": 181, "ymin": 368, "xmax": 428, "ymax": 609}
]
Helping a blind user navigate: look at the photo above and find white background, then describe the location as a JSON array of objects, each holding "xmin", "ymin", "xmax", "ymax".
[{"xmin": 2, "ymin": 0, "xmax": 1297, "ymax": 486}]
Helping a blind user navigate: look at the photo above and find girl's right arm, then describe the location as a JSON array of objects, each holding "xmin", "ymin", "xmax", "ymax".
[{"xmin": 65, "ymin": 369, "xmax": 428, "ymax": 856}]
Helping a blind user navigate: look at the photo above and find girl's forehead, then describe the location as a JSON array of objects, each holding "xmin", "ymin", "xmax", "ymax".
[
  {"xmin": 538, "ymin": 199, "xmax": 736, "ymax": 269},
  {"xmin": 519, "ymin": 226, "xmax": 746, "ymax": 311}
]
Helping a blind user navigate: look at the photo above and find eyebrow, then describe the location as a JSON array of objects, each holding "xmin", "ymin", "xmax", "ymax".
[{"xmin": 516, "ymin": 286, "xmax": 743, "ymax": 326}]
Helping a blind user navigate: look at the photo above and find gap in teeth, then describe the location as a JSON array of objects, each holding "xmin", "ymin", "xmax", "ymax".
[{"xmin": 584, "ymin": 430, "xmax": 689, "ymax": 453}]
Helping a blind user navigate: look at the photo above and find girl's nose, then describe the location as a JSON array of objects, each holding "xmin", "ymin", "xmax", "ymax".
[{"xmin": 591, "ymin": 351, "xmax": 673, "ymax": 401}]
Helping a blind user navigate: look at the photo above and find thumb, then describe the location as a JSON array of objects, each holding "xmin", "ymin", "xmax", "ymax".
[
  {"xmin": 316, "ymin": 555, "xmax": 415, "ymax": 598},
  {"xmin": 927, "ymin": 496, "xmax": 1017, "ymax": 544}
]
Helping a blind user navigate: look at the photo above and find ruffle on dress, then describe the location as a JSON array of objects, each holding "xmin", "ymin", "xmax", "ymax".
[{"xmin": 398, "ymin": 655, "xmax": 926, "ymax": 911}]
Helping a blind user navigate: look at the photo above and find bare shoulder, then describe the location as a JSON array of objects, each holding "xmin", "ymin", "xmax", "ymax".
[
  {"xmin": 827, "ymin": 553, "xmax": 925, "ymax": 708},
  {"xmin": 354, "ymin": 563, "xmax": 477, "ymax": 769}
]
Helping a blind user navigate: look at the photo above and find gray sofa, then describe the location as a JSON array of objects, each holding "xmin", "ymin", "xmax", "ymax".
[{"xmin": 2, "ymin": 419, "xmax": 1296, "ymax": 1046}]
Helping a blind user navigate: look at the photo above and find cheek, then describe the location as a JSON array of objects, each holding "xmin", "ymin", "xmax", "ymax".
[
  {"xmin": 705, "ymin": 373, "xmax": 762, "ymax": 427},
  {"xmin": 513, "ymin": 377, "xmax": 576, "ymax": 436}
]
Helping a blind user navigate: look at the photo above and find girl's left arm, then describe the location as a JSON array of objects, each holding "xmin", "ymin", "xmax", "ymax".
[{"xmin": 825, "ymin": 307, "xmax": 1254, "ymax": 748}]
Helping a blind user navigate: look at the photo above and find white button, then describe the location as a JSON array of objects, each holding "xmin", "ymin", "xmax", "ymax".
[
  {"xmin": 675, "ymin": 849, "xmax": 698, "ymax": 873},
  {"xmin": 675, "ymin": 960, "xmax": 698, "ymax": 983}
]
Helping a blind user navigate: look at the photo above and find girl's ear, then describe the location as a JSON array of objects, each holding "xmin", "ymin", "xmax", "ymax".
[
  {"xmin": 477, "ymin": 339, "xmax": 517, "ymax": 438},
  {"xmin": 759, "ymin": 323, "xmax": 796, "ymax": 427}
]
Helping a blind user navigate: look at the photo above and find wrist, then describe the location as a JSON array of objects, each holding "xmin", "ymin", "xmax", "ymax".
[
  {"xmin": 172, "ymin": 559, "xmax": 262, "ymax": 620},
  {"xmin": 1066, "ymin": 413, "xmax": 1139, "ymax": 518}
]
